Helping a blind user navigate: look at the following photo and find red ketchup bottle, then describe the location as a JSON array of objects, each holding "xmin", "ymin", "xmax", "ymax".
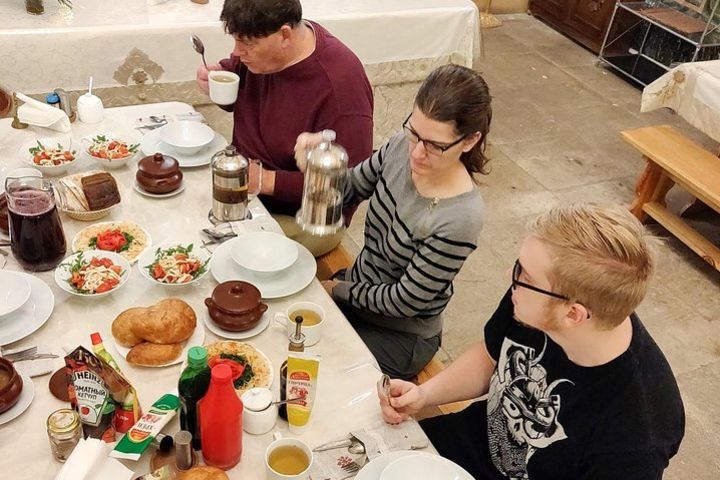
[{"xmin": 199, "ymin": 364, "xmax": 243, "ymax": 469}]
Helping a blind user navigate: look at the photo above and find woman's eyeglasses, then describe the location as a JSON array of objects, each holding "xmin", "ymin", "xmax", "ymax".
[
  {"xmin": 511, "ymin": 259, "xmax": 569, "ymax": 301},
  {"xmin": 402, "ymin": 114, "xmax": 467, "ymax": 157}
]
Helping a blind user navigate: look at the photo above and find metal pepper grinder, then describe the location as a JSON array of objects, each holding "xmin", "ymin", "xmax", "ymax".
[{"xmin": 295, "ymin": 130, "xmax": 348, "ymax": 235}]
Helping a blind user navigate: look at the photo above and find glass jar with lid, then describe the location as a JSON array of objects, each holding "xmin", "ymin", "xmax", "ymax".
[{"xmin": 47, "ymin": 408, "xmax": 82, "ymax": 462}]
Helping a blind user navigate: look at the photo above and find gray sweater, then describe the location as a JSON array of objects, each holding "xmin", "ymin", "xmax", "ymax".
[{"xmin": 333, "ymin": 133, "xmax": 485, "ymax": 338}]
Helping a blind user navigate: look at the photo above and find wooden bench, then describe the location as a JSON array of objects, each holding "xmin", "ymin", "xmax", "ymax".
[
  {"xmin": 316, "ymin": 245, "xmax": 471, "ymax": 416},
  {"xmin": 621, "ymin": 125, "xmax": 720, "ymax": 271}
]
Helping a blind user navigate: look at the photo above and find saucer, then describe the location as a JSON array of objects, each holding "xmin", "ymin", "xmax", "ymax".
[
  {"xmin": 0, "ymin": 273, "xmax": 54, "ymax": 346},
  {"xmin": 203, "ymin": 311, "xmax": 271, "ymax": 340},
  {"xmin": 140, "ymin": 128, "xmax": 227, "ymax": 168},
  {"xmin": 133, "ymin": 181, "xmax": 186, "ymax": 198},
  {"xmin": 210, "ymin": 237, "xmax": 316, "ymax": 299},
  {"xmin": 356, "ymin": 451, "xmax": 473, "ymax": 480},
  {"xmin": 0, "ymin": 370, "xmax": 34, "ymax": 426}
]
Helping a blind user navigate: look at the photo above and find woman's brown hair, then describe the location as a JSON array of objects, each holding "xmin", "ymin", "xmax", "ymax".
[{"xmin": 415, "ymin": 64, "xmax": 492, "ymax": 176}]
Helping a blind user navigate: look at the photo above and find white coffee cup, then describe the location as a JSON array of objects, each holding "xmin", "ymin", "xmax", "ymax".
[
  {"xmin": 208, "ymin": 70, "xmax": 240, "ymax": 105},
  {"xmin": 274, "ymin": 301, "xmax": 325, "ymax": 347},
  {"xmin": 265, "ymin": 432, "xmax": 313, "ymax": 480}
]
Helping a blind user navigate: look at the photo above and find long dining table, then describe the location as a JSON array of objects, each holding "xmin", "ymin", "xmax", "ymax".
[{"xmin": 0, "ymin": 101, "xmax": 431, "ymax": 479}]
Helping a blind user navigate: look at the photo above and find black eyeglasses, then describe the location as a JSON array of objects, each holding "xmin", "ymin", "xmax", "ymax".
[
  {"xmin": 511, "ymin": 260, "xmax": 569, "ymax": 301},
  {"xmin": 402, "ymin": 114, "xmax": 467, "ymax": 157}
]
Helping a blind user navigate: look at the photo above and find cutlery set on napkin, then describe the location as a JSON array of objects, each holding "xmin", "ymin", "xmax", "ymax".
[{"xmin": 310, "ymin": 420, "xmax": 429, "ymax": 480}]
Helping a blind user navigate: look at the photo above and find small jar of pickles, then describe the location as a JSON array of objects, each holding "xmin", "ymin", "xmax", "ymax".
[{"xmin": 47, "ymin": 408, "xmax": 82, "ymax": 462}]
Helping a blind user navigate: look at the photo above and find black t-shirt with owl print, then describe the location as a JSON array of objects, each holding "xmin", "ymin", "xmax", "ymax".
[{"xmin": 420, "ymin": 290, "xmax": 685, "ymax": 480}]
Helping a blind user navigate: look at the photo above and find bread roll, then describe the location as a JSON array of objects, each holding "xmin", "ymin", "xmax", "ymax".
[
  {"xmin": 177, "ymin": 466, "xmax": 229, "ymax": 480},
  {"xmin": 132, "ymin": 298, "xmax": 196, "ymax": 344},
  {"xmin": 126, "ymin": 342, "xmax": 182, "ymax": 366},
  {"xmin": 111, "ymin": 307, "xmax": 145, "ymax": 347}
]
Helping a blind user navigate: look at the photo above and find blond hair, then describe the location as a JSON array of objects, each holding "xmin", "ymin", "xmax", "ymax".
[{"xmin": 527, "ymin": 204, "xmax": 656, "ymax": 329}]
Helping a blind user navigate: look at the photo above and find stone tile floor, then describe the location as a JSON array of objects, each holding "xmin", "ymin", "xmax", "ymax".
[
  {"xmin": 346, "ymin": 14, "xmax": 720, "ymax": 480},
  {"xmin": 201, "ymin": 13, "xmax": 720, "ymax": 478}
]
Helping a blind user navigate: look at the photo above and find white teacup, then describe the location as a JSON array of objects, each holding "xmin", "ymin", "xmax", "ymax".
[
  {"xmin": 274, "ymin": 301, "xmax": 325, "ymax": 347},
  {"xmin": 265, "ymin": 433, "xmax": 313, "ymax": 480},
  {"xmin": 209, "ymin": 70, "xmax": 240, "ymax": 105}
]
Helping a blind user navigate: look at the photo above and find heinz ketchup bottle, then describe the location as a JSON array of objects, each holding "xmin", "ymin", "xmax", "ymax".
[{"xmin": 199, "ymin": 364, "xmax": 243, "ymax": 469}]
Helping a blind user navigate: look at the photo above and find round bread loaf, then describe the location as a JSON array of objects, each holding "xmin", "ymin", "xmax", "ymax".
[
  {"xmin": 126, "ymin": 342, "xmax": 183, "ymax": 366},
  {"xmin": 111, "ymin": 307, "xmax": 145, "ymax": 347},
  {"xmin": 131, "ymin": 298, "xmax": 196, "ymax": 344},
  {"xmin": 176, "ymin": 466, "xmax": 229, "ymax": 480}
]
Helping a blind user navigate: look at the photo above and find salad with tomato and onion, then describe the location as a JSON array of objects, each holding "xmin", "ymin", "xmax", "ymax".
[
  {"xmin": 87, "ymin": 135, "xmax": 139, "ymax": 160},
  {"xmin": 88, "ymin": 228, "xmax": 135, "ymax": 253},
  {"xmin": 208, "ymin": 353, "xmax": 255, "ymax": 389},
  {"xmin": 29, "ymin": 140, "xmax": 75, "ymax": 166},
  {"xmin": 144, "ymin": 244, "xmax": 208, "ymax": 284},
  {"xmin": 62, "ymin": 253, "xmax": 125, "ymax": 294}
]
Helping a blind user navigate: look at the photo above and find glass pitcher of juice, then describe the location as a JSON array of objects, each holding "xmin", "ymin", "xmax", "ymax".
[{"xmin": 5, "ymin": 176, "xmax": 67, "ymax": 271}]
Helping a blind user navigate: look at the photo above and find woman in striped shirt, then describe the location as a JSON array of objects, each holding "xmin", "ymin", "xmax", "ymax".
[{"xmin": 297, "ymin": 64, "xmax": 492, "ymax": 379}]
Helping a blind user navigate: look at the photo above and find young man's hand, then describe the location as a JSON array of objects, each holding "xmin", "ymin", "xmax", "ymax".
[
  {"xmin": 378, "ymin": 379, "xmax": 428, "ymax": 425},
  {"xmin": 196, "ymin": 64, "xmax": 224, "ymax": 95}
]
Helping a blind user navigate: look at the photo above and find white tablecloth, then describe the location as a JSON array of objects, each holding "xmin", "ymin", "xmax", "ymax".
[
  {"xmin": 641, "ymin": 60, "xmax": 720, "ymax": 143},
  {"xmin": 0, "ymin": 0, "xmax": 480, "ymax": 93},
  {"xmin": 0, "ymin": 102, "xmax": 429, "ymax": 479}
]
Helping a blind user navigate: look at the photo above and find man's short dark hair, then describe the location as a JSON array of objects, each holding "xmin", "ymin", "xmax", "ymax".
[{"xmin": 221, "ymin": 0, "xmax": 303, "ymax": 39}]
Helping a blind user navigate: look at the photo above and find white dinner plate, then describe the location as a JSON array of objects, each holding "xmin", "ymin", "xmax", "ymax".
[
  {"xmin": 356, "ymin": 451, "xmax": 473, "ymax": 480},
  {"xmin": 0, "ymin": 273, "xmax": 54, "ymax": 346},
  {"xmin": 140, "ymin": 128, "xmax": 227, "ymax": 168},
  {"xmin": 112, "ymin": 325, "xmax": 206, "ymax": 368},
  {"xmin": 133, "ymin": 181, "xmax": 186, "ymax": 199},
  {"xmin": 0, "ymin": 370, "xmax": 35, "ymax": 426},
  {"xmin": 202, "ymin": 310, "xmax": 271, "ymax": 340},
  {"xmin": 210, "ymin": 238, "xmax": 317, "ymax": 299}
]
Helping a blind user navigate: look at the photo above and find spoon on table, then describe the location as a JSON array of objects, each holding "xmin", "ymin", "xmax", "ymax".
[
  {"xmin": 244, "ymin": 396, "xmax": 305, "ymax": 412},
  {"xmin": 313, "ymin": 436, "xmax": 366, "ymax": 455},
  {"xmin": 190, "ymin": 34, "xmax": 208, "ymax": 69}
]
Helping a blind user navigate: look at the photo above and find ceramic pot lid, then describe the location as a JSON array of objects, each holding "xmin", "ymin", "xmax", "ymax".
[
  {"xmin": 211, "ymin": 280, "xmax": 262, "ymax": 314},
  {"xmin": 138, "ymin": 152, "xmax": 180, "ymax": 178}
]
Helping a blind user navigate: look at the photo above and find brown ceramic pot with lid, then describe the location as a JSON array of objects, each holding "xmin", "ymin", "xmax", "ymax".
[
  {"xmin": 205, "ymin": 281, "xmax": 268, "ymax": 332},
  {"xmin": 136, "ymin": 152, "xmax": 183, "ymax": 194},
  {"xmin": 0, "ymin": 358, "xmax": 23, "ymax": 414}
]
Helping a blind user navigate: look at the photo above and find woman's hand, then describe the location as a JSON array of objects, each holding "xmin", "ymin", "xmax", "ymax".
[
  {"xmin": 378, "ymin": 379, "xmax": 428, "ymax": 425},
  {"xmin": 196, "ymin": 64, "xmax": 223, "ymax": 95},
  {"xmin": 294, "ymin": 131, "xmax": 327, "ymax": 172}
]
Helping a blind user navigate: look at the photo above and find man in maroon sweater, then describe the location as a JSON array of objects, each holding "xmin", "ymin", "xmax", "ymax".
[{"xmin": 197, "ymin": 0, "xmax": 374, "ymax": 256}]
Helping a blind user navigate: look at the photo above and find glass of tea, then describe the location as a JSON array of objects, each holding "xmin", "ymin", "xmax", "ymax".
[{"xmin": 5, "ymin": 176, "xmax": 67, "ymax": 271}]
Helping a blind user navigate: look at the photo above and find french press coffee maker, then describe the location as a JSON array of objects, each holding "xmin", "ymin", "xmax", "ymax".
[
  {"xmin": 295, "ymin": 130, "xmax": 348, "ymax": 235},
  {"xmin": 210, "ymin": 146, "xmax": 249, "ymax": 224}
]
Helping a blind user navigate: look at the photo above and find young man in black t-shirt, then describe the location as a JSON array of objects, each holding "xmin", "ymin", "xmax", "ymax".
[{"xmin": 379, "ymin": 204, "xmax": 685, "ymax": 479}]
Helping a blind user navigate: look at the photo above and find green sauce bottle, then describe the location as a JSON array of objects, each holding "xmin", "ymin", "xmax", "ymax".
[{"xmin": 178, "ymin": 346, "xmax": 211, "ymax": 450}]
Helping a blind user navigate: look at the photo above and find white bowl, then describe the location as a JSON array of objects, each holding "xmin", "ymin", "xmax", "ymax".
[
  {"xmin": 158, "ymin": 121, "xmax": 214, "ymax": 156},
  {"xmin": 380, "ymin": 454, "xmax": 460, "ymax": 480},
  {"xmin": 0, "ymin": 271, "xmax": 31, "ymax": 317},
  {"xmin": 137, "ymin": 242, "xmax": 210, "ymax": 287},
  {"xmin": 81, "ymin": 134, "xmax": 141, "ymax": 170},
  {"xmin": 230, "ymin": 232, "xmax": 299, "ymax": 275},
  {"xmin": 54, "ymin": 250, "xmax": 131, "ymax": 297},
  {"xmin": 20, "ymin": 137, "xmax": 77, "ymax": 176}
]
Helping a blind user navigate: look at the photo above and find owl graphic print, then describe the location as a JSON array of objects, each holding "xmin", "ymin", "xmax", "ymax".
[{"xmin": 486, "ymin": 337, "xmax": 574, "ymax": 479}]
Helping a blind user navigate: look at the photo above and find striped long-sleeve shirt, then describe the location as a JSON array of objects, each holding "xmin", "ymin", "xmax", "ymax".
[{"xmin": 333, "ymin": 133, "xmax": 485, "ymax": 338}]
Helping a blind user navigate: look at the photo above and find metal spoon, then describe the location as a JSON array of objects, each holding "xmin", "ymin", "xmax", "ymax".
[
  {"xmin": 190, "ymin": 34, "xmax": 208, "ymax": 69},
  {"xmin": 313, "ymin": 437, "xmax": 366, "ymax": 455}
]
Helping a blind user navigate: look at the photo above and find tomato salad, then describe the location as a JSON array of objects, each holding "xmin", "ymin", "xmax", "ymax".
[
  {"xmin": 63, "ymin": 253, "xmax": 125, "ymax": 294},
  {"xmin": 29, "ymin": 141, "xmax": 76, "ymax": 166},
  {"xmin": 145, "ymin": 244, "xmax": 208, "ymax": 284},
  {"xmin": 88, "ymin": 228, "xmax": 135, "ymax": 253},
  {"xmin": 87, "ymin": 135, "xmax": 139, "ymax": 160}
]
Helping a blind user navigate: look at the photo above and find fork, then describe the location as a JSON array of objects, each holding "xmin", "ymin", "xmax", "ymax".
[{"xmin": 340, "ymin": 461, "xmax": 361, "ymax": 475}]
